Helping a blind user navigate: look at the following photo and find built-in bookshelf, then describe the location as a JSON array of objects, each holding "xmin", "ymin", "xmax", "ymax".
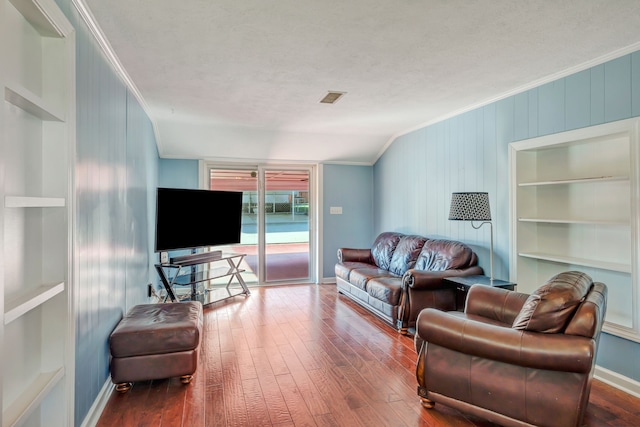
[
  {"xmin": 509, "ymin": 118, "xmax": 640, "ymax": 342},
  {"xmin": 1, "ymin": 0, "xmax": 75, "ymax": 425}
]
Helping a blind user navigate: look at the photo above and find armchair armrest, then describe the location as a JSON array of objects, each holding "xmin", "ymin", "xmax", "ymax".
[
  {"xmin": 416, "ymin": 308, "xmax": 595, "ymax": 373},
  {"xmin": 337, "ymin": 248, "xmax": 372, "ymax": 263},
  {"xmin": 403, "ymin": 266, "xmax": 483, "ymax": 290}
]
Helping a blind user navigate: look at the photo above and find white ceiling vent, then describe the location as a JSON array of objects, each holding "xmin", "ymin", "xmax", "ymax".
[{"xmin": 319, "ymin": 91, "xmax": 346, "ymax": 104}]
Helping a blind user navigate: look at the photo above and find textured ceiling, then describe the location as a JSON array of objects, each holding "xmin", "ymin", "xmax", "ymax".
[{"xmin": 84, "ymin": 0, "xmax": 640, "ymax": 164}]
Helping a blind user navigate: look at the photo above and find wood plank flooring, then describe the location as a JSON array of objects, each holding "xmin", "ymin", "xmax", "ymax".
[{"xmin": 97, "ymin": 284, "xmax": 640, "ymax": 427}]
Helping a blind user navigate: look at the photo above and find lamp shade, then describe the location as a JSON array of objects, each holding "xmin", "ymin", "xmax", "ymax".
[{"xmin": 448, "ymin": 192, "xmax": 491, "ymax": 221}]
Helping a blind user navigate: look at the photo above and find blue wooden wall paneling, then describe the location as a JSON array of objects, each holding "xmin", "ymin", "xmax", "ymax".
[
  {"xmin": 375, "ymin": 52, "xmax": 640, "ymax": 382},
  {"xmin": 565, "ymin": 69, "xmax": 591, "ymax": 131},
  {"xmin": 591, "ymin": 64, "xmax": 606, "ymax": 125},
  {"xmin": 605, "ymin": 56, "xmax": 632, "ymax": 123},
  {"xmin": 633, "ymin": 52, "xmax": 640, "ymax": 117},
  {"xmin": 322, "ymin": 164, "xmax": 374, "ymax": 278},
  {"xmin": 68, "ymin": 4, "xmax": 160, "ymax": 423}
]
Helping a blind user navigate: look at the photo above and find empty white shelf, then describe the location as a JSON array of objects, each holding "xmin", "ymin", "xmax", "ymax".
[
  {"xmin": 2, "ymin": 368, "xmax": 64, "ymax": 427},
  {"xmin": 518, "ymin": 175, "xmax": 628, "ymax": 187},
  {"xmin": 518, "ymin": 252, "xmax": 631, "ymax": 273},
  {"xmin": 518, "ymin": 217, "xmax": 628, "ymax": 226},
  {"xmin": 5, "ymin": 196, "xmax": 65, "ymax": 208},
  {"xmin": 4, "ymin": 282, "xmax": 65, "ymax": 324},
  {"xmin": 4, "ymin": 84, "xmax": 64, "ymax": 122}
]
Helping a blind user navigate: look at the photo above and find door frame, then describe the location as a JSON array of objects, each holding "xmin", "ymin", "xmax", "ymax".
[{"xmin": 199, "ymin": 160, "xmax": 319, "ymax": 285}]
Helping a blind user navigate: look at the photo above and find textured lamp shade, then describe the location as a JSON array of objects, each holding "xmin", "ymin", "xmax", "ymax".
[
  {"xmin": 448, "ymin": 192, "xmax": 491, "ymax": 221},
  {"xmin": 448, "ymin": 191, "xmax": 494, "ymax": 281}
]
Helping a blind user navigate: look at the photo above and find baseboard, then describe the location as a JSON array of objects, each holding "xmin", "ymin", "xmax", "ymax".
[
  {"xmin": 320, "ymin": 276, "xmax": 337, "ymax": 284},
  {"xmin": 80, "ymin": 377, "xmax": 115, "ymax": 427},
  {"xmin": 594, "ymin": 365, "xmax": 640, "ymax": 398}
]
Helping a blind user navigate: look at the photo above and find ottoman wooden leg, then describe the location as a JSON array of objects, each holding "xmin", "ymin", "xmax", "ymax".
[
  {"xmin": 115, "ymin": 382, "xmax": 132, "ymax": 393},
  {"xmin": 180, "ymin": 375, "xmax": 193, "ymax": 384},
  {"xmin": 420, "ymin": 397, "xmax": 435, "ymax": 409}
]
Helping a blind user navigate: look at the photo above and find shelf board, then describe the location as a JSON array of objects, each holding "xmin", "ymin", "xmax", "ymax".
[
  {"xmin": 4, "ymin": 282, "xmax": 65, "ymax": 325},
  {"xmin": 518, "ymin": 252, "xmax": 631, "ymax": 273},
  {"xmin": 172, "ymin": 268, "xmax": 246, "ymax": 285},
  {"xmin": 4, "ymin": 84, "xmax": 65, "ymax": 122},
  {"xmin": 2, "ymin": 368, "xmax": 64, "ymax": 427},
  {"xmin": 5, "ymin": 196, "xmax": 65, "ymax": 208},
  {"xmin": 518, "ymin": 217, "xmax": 628, "ymax": 226},
  {"xmin": 518, "ymin": 175, "xmax": 628, "ymax": 187},
  {"xmin": 8, "ymin": 0, "xmax": 73, "ymax": 37}
]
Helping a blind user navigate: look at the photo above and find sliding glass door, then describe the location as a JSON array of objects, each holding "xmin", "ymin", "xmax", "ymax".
[
  {"xmin": 208, "ymin": 165, "xmax": 313, "ymax": 284},
  {"xmin": 209, "ymin": 167, "xmax": 259, "ymax": 284},
  {"xmin": 263, "ymin": 169, "xmax": 311, "ymax": 282}
]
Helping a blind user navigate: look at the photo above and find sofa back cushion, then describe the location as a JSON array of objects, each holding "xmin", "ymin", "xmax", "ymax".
[
  {"xmin": 388, "ymin": 235, "xmax": 428, "ymax": 276},
  {"xmin": 371, "ymin": 232, "xmax": 404, "ymax": 270},
  {"xmin": 512, "ymin": 271, "xmax": 593, "ymax": 333},
  {"xmin": 415, "ymin": 239, "xmax": 477, "ymax": 271}
]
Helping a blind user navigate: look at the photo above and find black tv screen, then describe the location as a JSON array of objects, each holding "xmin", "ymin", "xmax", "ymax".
[{"xmin": 155, "ymin": 187, "xmax": 243, "ymax": 252}]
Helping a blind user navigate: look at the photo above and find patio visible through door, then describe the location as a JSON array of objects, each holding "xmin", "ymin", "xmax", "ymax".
[
  {"xmin": 263, "ymin": 169, "xmax": 310, "ymax": 282},
  {"xmin": 208, "ymin": 166, "xmax": 311, "ymax": 284}
]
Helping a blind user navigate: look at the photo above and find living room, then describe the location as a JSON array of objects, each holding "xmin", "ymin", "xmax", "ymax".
[{"xmin": 2, "ymin": 0, "xmax": 640, "ymax": 426}]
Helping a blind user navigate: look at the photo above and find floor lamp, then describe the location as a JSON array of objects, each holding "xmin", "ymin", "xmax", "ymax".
[{"xmin": 448, "ymin": 192, "xmax": 494, "ymax": 282}]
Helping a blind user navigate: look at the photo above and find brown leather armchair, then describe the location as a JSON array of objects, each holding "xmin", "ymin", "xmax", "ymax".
[{"xmin": 415, "ymin": 271, "xmax": 607, "ymax": 427}]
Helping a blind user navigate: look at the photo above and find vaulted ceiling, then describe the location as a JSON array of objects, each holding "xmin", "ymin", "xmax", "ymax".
[{"xmin": 83, "ymin": 0, "xmax": 640, "ymax": 165}]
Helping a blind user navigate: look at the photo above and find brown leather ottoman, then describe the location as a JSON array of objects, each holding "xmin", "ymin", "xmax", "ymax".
[{"xmin": 109, "ymin": 301, "xmax": 203, "ymax": 393}]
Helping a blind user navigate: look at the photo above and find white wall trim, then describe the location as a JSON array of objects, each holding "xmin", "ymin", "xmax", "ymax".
[
  {"xmin": 79, "ymin": 378, "xmax": 115, "ymax": 427},
  {"xmin": 595, "ymin": 365, "xmax": 640, "ymax": 399},
  {"xmin": 71, "ymin": 0, "xmax": 162, "ymax": 151},
  {"xmin": 375, "ymin": 41, "xmax": 640, "ymax": 164}
]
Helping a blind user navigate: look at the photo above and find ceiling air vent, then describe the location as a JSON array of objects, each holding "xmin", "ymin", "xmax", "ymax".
[{"xmin": 319, "ymin": 91, "xmax": 346, "ymax": 104}]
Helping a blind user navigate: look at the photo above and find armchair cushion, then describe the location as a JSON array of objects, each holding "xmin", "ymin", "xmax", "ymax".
[{"xmin": 512, "ymin": 271, "xmax": 592, "ymax": 333}]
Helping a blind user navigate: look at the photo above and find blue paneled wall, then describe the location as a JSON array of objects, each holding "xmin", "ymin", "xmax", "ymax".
[
  {"xmin": 374, "ymin": 52, "xmax": 640, "ymax": 382},
  {"xmin": 59, "ymin": 1, "xmax": 161, "ymax": 423},
  {"xmin": 159, "ymin": 159, "xmax": 199, "ymax": 189},
  {"xmin": 322, "ymin": 164, "xmax": 374, "ymax": 279}
]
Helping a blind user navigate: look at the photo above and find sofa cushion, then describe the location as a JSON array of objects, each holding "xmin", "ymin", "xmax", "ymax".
[
  {"xmin": 415, "ymin": 239, "xmax": 476, "ymax": 271},
  {"xmin": 371, "ymin": 232, "xmax": 404, "ymax": 270},
  {"xmin": 367, "ymin": 277, "xmax": 403, "ymax": 305},
  {"xmin": 349, "ymin": 267, "xmax": 396, "ymax": 291},
  {"xmin": 335, "ymin": 261, "xmax": 372, "ymax": 282},
  {"xmin": 512, "ymin": 271, "xmax": 592, "ymax": 333},
  {"xmin": 388, "ymin": 235, "xmax": 428, "ymax": 276}
]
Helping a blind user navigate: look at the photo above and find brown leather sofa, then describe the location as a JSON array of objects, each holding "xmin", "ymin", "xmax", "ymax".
[
  {"xmin": 415, "ymin": 271, "xmax": 607, "ymax": 427},
  {"xmin": 335, "ymin": 231, "xmax": 483, "ymax": 333}
]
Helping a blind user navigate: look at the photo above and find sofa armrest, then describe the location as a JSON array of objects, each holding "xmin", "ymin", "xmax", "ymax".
[
  {"xmin": 416, "ymin": 308, "xmax": 595, "ymax": 373},
  {"xmin": 337, "ymin": 248, "xmax": 372, "ymax": 263},
  {"xmin": 404, "ymin": 266, "xmax": 483, "ymax": 290},
  {"xmin": 465, "ymin": 285, "xmax": 529, "ymax": 325}
]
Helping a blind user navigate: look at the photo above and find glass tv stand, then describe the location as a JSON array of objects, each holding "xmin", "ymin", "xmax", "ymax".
[{"xmin": 155, "ymin": 251, "xmax": 250, "ymax": 305}]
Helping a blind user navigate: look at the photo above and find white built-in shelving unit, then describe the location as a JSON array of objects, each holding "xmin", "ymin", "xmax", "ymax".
[
  {"xmin": 509, "ymin": 118, "xmax": 640, "ymax": 342},
  {"xmin": 1, "ymin": 0, "xmax": 75, "ymax": 425}
]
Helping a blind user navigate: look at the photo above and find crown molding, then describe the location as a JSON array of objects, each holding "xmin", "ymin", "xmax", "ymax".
[
  {"xmin": 375, "ymin": 41, "xmax": 640, "ymax": 164},
  {"xmin": 71, "ymin": 0, "xmax": 162, "ymax": 150}
]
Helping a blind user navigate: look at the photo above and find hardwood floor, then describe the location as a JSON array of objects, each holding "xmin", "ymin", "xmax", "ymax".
[{"xmin": 97, "ymin": 284, "xmax": 640, "ymax": 427}]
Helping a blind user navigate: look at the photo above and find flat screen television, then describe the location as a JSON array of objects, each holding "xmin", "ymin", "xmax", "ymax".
[{"xmin": 155, "ymin": 187, "xmax": 243, "ymax": 252}]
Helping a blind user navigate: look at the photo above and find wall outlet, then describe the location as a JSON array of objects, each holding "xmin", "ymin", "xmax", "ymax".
[{"xmin": 160, "ymin": 251, "xmax": 169, "ymax": 264}]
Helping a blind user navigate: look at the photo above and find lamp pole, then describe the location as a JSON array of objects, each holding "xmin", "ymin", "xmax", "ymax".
[{"xmin": 471, "ymin": 220, "xmax": 493, "ymax": 282}]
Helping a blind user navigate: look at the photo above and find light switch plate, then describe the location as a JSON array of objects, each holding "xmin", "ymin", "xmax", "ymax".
[{"xmin": 330, "ymin": 206, "xmax": 343, "ymax": 214}]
